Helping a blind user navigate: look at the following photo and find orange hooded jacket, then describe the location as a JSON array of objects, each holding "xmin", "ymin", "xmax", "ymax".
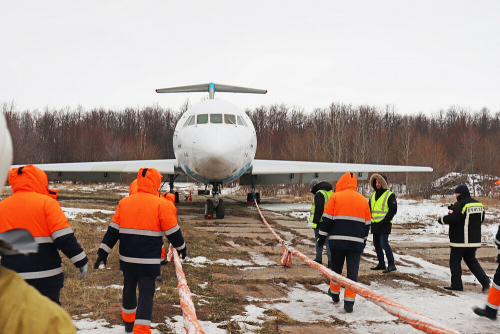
[
  {"xmin": 319, "ymin": 172, "xmax": 371, "ymax": 252},
  {"xmin": 98, "ymin": 168, "xmax": 185, "ymax": 277},
  {"xmin": 0, "ymin": 165, "xmax": 88, "ymax": 293}
]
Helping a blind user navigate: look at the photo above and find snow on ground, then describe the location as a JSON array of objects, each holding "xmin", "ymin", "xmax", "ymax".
[{"xmin": 74, "ymin": 196, "xmax": 500, "ymax": 333}]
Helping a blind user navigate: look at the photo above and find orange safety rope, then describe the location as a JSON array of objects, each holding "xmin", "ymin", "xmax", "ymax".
[
  {"xmin": 253, "ymin": 201, "xmax": 460, "ymax": 334},
  {"xmin": 167, "ymin": 245, "xmax": 205, "ymax": 334}
]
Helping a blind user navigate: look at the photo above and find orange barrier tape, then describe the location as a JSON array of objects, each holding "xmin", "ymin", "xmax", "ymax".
[
  {"xmin": 254, "ymin": 202, "xmax": 459, "ymax": 334},
  {"xmin": 167, "ymin": 245, "xmax": 205, "ymax": 334}
]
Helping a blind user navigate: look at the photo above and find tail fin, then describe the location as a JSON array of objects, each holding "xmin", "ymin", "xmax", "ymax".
[{"xmin": 156, "ymin": 82, "xmax": 267, "ymax": 99}]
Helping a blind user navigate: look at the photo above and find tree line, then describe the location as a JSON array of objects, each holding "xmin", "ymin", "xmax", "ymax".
[{"xmin": 3, "ymin": 101, "xmax": 500, "ymax": 197}]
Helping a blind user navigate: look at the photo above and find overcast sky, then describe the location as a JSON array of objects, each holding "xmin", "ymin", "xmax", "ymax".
[{"xmin": 1, "ymin": 1, "xmax": 499, "ymax": 115}]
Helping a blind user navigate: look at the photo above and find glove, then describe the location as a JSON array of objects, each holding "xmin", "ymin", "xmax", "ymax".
[
  {"xmin": 178, "ymin": 247, "xmax": 187, "ymax": 260},
  {"xmin": 94, "ymin": 255, "xmax": 107, "ymax": 269},
  {"xmin": 316, "ymin": 237, "xmax": 325, "ymax": 248},
  {"xmin": 79, "ymin": 263, "xmax": 88, "ymax": 279}
]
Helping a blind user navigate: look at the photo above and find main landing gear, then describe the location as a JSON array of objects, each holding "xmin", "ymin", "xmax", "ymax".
[
  {"xmin": 205, "ymin": 182, "xmax": 225, "ymax": 219},
  {"xmin": 247, "ymin": 181, "xmax": 260, "ymax": 205}
]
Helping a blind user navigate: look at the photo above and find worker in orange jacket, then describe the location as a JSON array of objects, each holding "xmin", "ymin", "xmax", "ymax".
[
  {"xmin": 473, "ymin": 179, "xmax": 500, "ymax": 320},
  {"xmin": 316, "ymin": 172, "xmax": 371, "ymax": 313},
  {"xmin": 0, "ymin": 164, "xmax": 88, "ymax": 305},
  {"xmin": 95, "ymin": 168, "xmax": 187, "ymax": 334}
]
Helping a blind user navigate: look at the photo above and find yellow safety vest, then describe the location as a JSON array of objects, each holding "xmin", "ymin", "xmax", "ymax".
[
  {"xmin": 309, "ymin": 189, "xmax": 333, "ymax": 229},
  {"xmin": 370, "ymin": 190, "xmax": 394, "ymax": 224}
]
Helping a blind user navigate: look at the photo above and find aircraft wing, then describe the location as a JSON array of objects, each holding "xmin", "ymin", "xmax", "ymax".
[
  {"xmin": 239, "ymin": 159, "xmax": 433, "ymax": 185},
  {"xmin": 12, "ymin": 159, "xmax": 180, "ymax": 182}
]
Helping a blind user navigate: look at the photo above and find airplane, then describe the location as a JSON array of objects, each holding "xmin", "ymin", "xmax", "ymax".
[{"xmin": 13, "ymin": 83, "xmax": 433, "ymax": 219}]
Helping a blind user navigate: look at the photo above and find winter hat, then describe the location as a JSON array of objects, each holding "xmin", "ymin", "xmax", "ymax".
[
  {"xmin": 454, "ymin": 184, "xmax": 470, "ymax": 194},
  {"xmin": 309, "ymin": 179, "xmax": 319, "ymax": 188}
]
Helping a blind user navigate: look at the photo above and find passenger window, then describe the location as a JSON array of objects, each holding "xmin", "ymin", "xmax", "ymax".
[
  {"xmin": 197, "ymin": 114, "xmax": 208, "ymax": 124},
  {"xmin": 224, "ymin": 114, "xmax": 236, "ymax": 124},
  {"xmin": 237, "ymin": 116, "xmax": 248, "ymax": 126},
  {"xmin": 210, "ymin": 114, "xmax": 223, "ymax": 123},
  {"xmin": 183, "ymin": 115, "xmax": 194, "ymax": 127}
]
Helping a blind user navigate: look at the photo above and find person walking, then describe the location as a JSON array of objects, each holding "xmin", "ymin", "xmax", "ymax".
[
  {"xmin": 368, "ymin": 174, "xmax": 397, "ymax": 273},
  {"xmin": 473, "ymin": 180, "xmax": 500, "ymax": 320},
  {"xmin": 317, "ymin": 172, "xmax": 371, "ymax": 313},
  {"xmin": 0, "ymin": 113, "xmax": 77, "ymax": 333},
  {"xmin": 438, "ymin": 184, "xmax": 490, "ymax": 291},
  {"xmin": 0, "ymin": 164, "xmax": 88, "ymax": 305},
  {"xmin": 309, "ymin": 179, "xmax": 333, "ymax": 266},
  {"xmin": 94, "ymin": 168, "xmax": 187, "ymax": 334}
]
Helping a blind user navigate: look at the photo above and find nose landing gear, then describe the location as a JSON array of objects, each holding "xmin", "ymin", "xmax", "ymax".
[{"xmin": 204, "ymin": 182, "xmax": 225, "ymax": 219}]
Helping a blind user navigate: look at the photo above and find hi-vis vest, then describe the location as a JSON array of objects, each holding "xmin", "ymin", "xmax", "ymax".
[
  {"xmin": 370, "ymin": 190, "xmax": 394, "ymax": 224},
  {"xmin": 310, "ymin": 189, "xmax": 333, "ymax": 229}
]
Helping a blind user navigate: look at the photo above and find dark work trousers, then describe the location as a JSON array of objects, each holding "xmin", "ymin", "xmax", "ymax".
[
  {"xmin": 450, "ymin": 247, "xmax": 490, "ymax": 289},
  {"xmin": 373, "ymin": 233, "xmax": 395, "ymax": 267},
  {"xmin": 314, "ymin": 228, "xmax": 331, "ymax": 264},
  {"xmin": 330, "ymin": 249, "xmax": 361, "ymax": 307},
  {"xmin": 123, "ymin": 273, "xmax": 156, "ymax": 328},
  {"xmin": 42, "ymin": 289, "xmax": 61, "ymax": 305}
]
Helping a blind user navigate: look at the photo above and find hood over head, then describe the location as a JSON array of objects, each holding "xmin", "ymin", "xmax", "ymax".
[
  {"xmin": 161, "ymin": 192, "xmax": 176, "ymax": 203},
  {"xmin": 370, "ymin": 173, "xmax": 388, "ymax": 191},
  {"xmin": 129, "ymin": 179, "xmax": 138, "ymax": 196},
  {"xmin": 137, "ymin": 168, "xmax": 162, "ymax": 195},
  {"xmin": 8, "ymin": 165, "xmax": 58, "ymax": 198},
  {"xmin": 336, "ymin": 172, "xmax": 358, "ymax": 192},
  {"xmin": 311, "ymin": 180, "xmax": 333, "ymax": 194}
]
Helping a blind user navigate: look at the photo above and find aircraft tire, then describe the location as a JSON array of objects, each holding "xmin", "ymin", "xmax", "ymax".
[
  {"xmin": 205, "ymin": 199, "xmax": 214, "ymax": 215},
  {"xmin": 216, "ymin": 199, "xmax": 225, "ymax": 219},
  {"xmin": 255, "ymin": 192, "xmax": 260, "ymax": 204},
  {"xmin": 247, "ymin": 193, "xmax": 253, "ymax": 203},
  {"xmin": 174, "ymin": 192, "xmax": 179, "ymax": 203}
]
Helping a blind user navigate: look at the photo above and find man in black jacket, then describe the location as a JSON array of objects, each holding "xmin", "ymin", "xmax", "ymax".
[
  {"xmin": 309, "ymin": 179, "xmax": 333, "ymax": 266},
  {"xmin": 369, "ymin": 174, "xmax": 397, "ymax": 273},
  {"xmin": 438, "ymin": 184, "xmax": 490, "ymax": 291}
]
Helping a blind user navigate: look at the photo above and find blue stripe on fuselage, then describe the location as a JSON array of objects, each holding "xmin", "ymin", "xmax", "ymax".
[{"xmin": 180, "ymin": 162, "xmax": 251, "ymax": 184}]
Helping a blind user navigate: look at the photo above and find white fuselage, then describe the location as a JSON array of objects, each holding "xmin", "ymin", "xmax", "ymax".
[{"xmin": 173, "ymin": 99, "xmax": 257, "ymax": 183}]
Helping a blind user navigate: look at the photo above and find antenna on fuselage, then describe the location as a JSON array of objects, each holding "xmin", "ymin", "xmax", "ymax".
[{"xmin": 156, "ymin": 82, "xmax": 267, "ymax": 99}]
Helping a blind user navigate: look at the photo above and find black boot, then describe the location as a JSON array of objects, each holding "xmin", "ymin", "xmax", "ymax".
[
  {"xmin": 124, "ymin": 321, "xmax": 134, "ymax": 333},
  {"xmin": 327, "ymin": 288, "xmax": 339, "ymax": 303},
  {"xmin": 344, "ymin": 304, "xmax": 353, "ymax": 313},
  {"xmin": 383, "ymin": 265, "xmax": 397, "ymax": 273},
  {"xmin": 371, "ymin": 263, "xmax": 386, "ymax": 270},
  {"xmin": 473, "ymin": 307, "xmax": 497, "ymax": 320}
]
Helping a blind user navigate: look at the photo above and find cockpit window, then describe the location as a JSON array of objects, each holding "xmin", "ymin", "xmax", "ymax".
[
  {"xmin": 210, "ymin": 114, "xmax": 223, "ymax": 124},
  {"xmin": 237, "ymin": 116, "xmax": 248, "ymax": 126},
  {"xmin": 197, "ymin": 114, "xmax": 208, "ymax": 124},
  {"xmin": 183, "ymin": 115, "xmax": 195, "ymax": 127},
  {"xmin": 224, "ymin": 114, "xmax": 236, "ymax": 124}
]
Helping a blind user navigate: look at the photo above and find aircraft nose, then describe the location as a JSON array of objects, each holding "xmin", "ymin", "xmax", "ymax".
[{"xmin": 192, "ymin": 128, "xmax": 240, "ymax": 179}]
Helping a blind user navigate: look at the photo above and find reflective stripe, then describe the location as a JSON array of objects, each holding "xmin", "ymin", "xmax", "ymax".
[
  {"xmin": 70, "ymin": 251, "xmax": 87, "ymax": 264},
  {"xmin": 495, "ymin": 239, "xmax": 500, "ymax": 246},
  {"xmin": 120, "ymin": 228, "xmax": 163, "ymax": 237},
  {"xmin": 330, "ymin": 281, "xmax": 339, "ymax": 286},
  {"xmin": 493, "ymin": 282, "xmax": 500, "ymax": 291},
  {"xmin": 486, "ymin": 301, "xmax": 499, "ymax": 310},
  {"xmin": 318, "ymin": 230, "xmax": 328, "ymax": 237},
  {"xmin": 19, "ymin": 267, "xmax": 63, "ymax": 280},
  {"xmin": 51, "ymin": 227, "xmax": 73, "ymax": 239},
  {"xmin": 450, "ymin": 242, "xmax": 482, "ymax": 247},
  {"xmin": 164, "ymin": 225, "xmax": 180, "ymax": 236},
  {"xmin": 109, "ymin": 222, "xmax": 120, "ymax": 230},
  {"xmin": 119, "ymin": 255, "xmax": 162, "ymax": 265},
  {"xmin": 135, "ymin": 319, "xmax": 151, "ymax": 326},
  {"xmin": 328, "ymin": 235, "xmax": 364, "ymax": 243},
  {"xmin": 34, "ymin": 237, "xmax": 52, "ymax": 244},
  {"xmin": 100, "ymin": 243, "xmax": 112, "ymax": 253},
  {"xmin": 344, "ymin": 297, "xmax": 356, "ymax": 302},
  {"xmin": 175, "ymin": 242, "xmax": 186, "ymax": 251},
  {"xmin": 322, "ymin": 213, "xmax": 366, "ymax": 224},
  {"xmin": 122, "ymin": 307, "xmax": 137, "ymax": 314},
  {"xmin": 365, "ymin": 220, "xmax": 371, "ymax": 225}
]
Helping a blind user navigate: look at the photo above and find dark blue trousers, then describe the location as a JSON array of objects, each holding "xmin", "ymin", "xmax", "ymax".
[
  {"xmin": 123, "ymin": 273, "xmax": 156, "ymax": 327},
  {"xmin": 373, "ymin": 233, "xmax": 394, "ymax": 267},
  {"xmin": 450, "ymin": 247, "xmax": 489, "ymax": 289},
  {"xmin": 330, "ymin": 249, "xmax": 361, "ymax": 306}
]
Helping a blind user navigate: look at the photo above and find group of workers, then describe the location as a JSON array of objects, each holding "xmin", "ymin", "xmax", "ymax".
[
  {"xmin": 0, "ymin": 113, "xmax": 186, "ymax": 334},
  {"xmin": 310, "ymin": 172, "xmax": 500, "ymax": 319}
]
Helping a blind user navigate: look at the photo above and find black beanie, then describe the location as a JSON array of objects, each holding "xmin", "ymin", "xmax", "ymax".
[{"xmin": 454, "ymin": 184, "xmax": 470, "ymax": 194}]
